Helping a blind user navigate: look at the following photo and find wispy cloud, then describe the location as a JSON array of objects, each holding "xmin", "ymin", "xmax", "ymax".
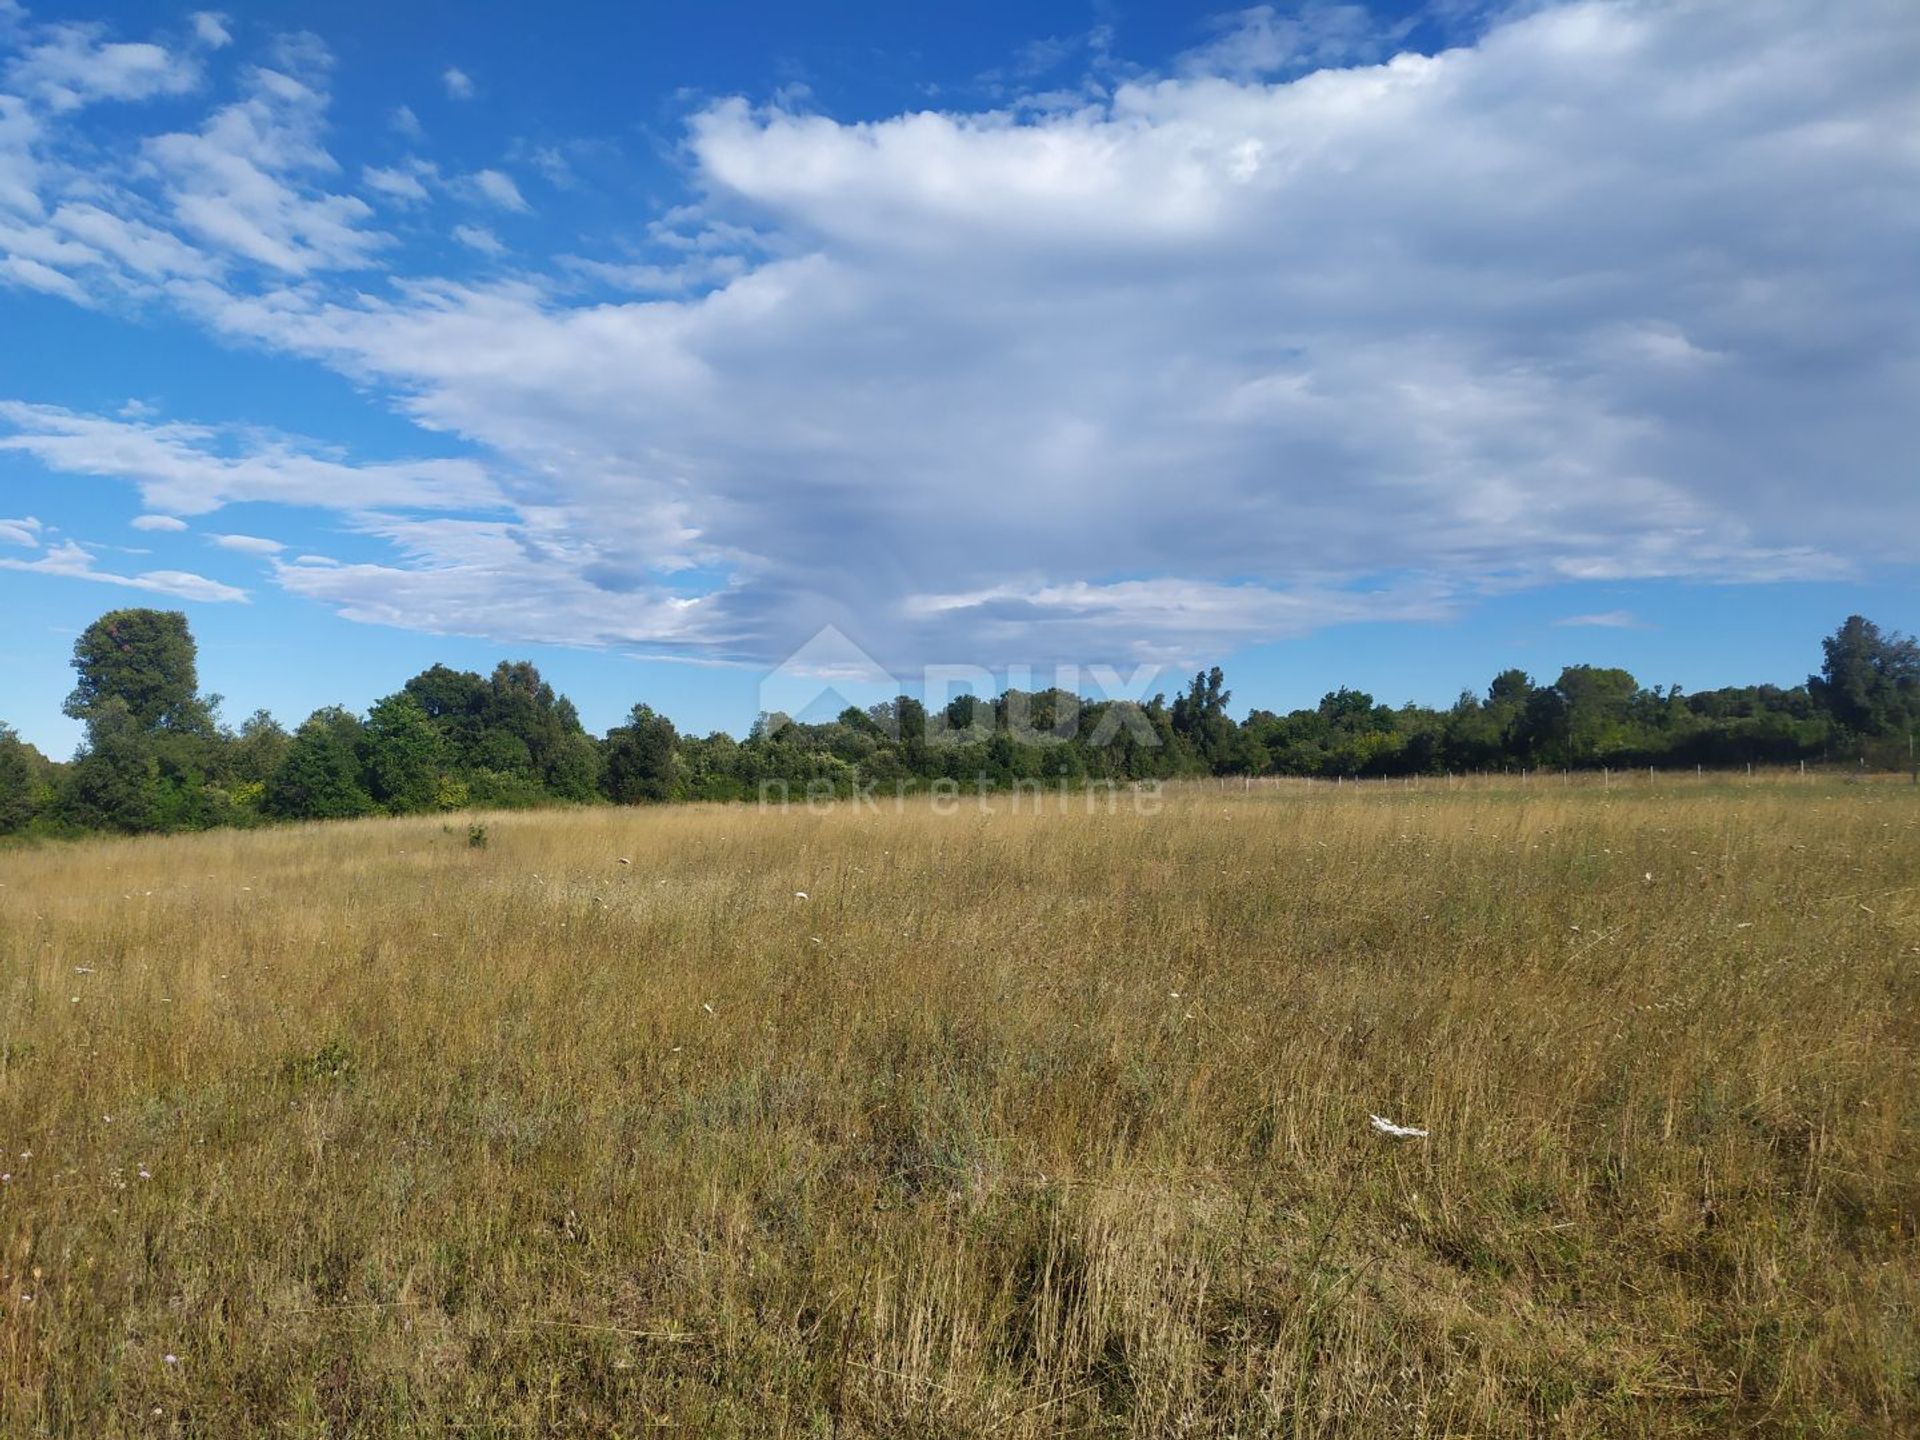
[
  {"xmin": 469, "ymin": 168, "xmax": 527, "ymax": 212},
  {"xmin": 0, "ymin": 402, "xmax": 506, "ymax": 515},
  {"xmin": 452, "ymin": 223, "xmax": 504, "ymax": 255},
  {"xmin": 362, "ymin": 161, "xmax": 432, "ymax": 205},
  {"xmin": 0, "ymin": 538, "xmax": 246, "ymax": 602},
  {"xmin": 190, "ymin": 12, "xmax": 231, "ymax": 50},
  {"xmin": 131, "ymin": 513, "xmax": 189, "ymax": 532},
  {"xmin": 209, "ymin": 532, "xmax": 283, "ymax": 554},
  {"xmin": 441, "ymin": 65, "xmax": 473, "ymax": 100},
  {"xmin": 1555, "ymin": 611, "xmax": 1644, "ymax": 629}
]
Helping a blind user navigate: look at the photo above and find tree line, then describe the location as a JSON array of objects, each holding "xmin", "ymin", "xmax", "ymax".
[{"xmin": 1, "ymin": 608, "xmax": 1915, "ymax": 836}]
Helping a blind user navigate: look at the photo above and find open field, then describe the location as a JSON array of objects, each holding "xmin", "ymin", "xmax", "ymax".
[{"xmin": 2, "ymin": 780, "xmax": 1917, "ymax": 1437}]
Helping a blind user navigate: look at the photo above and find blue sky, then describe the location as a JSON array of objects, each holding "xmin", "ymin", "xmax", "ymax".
[{"xmin": 1, "ymin": 0, "xmax": 1914, "ymax": 756}]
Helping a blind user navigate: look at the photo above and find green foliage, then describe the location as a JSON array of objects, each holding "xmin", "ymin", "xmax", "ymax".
[
  {"xmin": 360, "ymin": 693, "xmax": 446, "ymax": 814},
  {"xmin": 230, "ymin": 710, "xmax": 292, "ymax": 784},
  {"xmin": 16, "ymin": 607, "xmax": 1920, "ymax": 837},
  {"xmin": 603, "ymin": 703, "xmax": 679, "ymax": 803},
  {"xmin": 264, "ymin": 708, "xmax": 376, "ymax": 821},
  {"xmin": 57, "ymin": 697, "xmax": 157, "ymax": 832},
  {"xmin": 63, "ymin": 609, "xmax": 201, "ymax": 731},
  {"xmin": 0, "ymin": 724, "xmax": 47, "ymax": 834},
  {"xmin": 1810, "ymin": 614, "xmax": 1920, "ymax": 740}
]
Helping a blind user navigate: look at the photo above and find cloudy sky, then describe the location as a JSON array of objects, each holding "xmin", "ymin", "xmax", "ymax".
[{"xmin": 1, "ymin": 0, "xmax": 1915, "ymax": 752}]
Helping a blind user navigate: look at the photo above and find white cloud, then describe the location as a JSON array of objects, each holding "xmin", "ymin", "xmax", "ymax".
[
  {"xmin": 1178, "ymin": 5, "xmax": 1390, "ymax": 80},
  {"xmin": 0, "ymin": 402, "xmax": 507, "ymax": 515},
  {"xmin": 209, "ymin": 532, "xmax": 283, "ymax": 554},
  {"xmin": 50, "ymin": 202, "xmax": 215, "ymax": 279},
  {"xmin": 0, "ymin": 0, "xmax": 1915, "ymax": 672},
  {"xmin": 1555, "ymin": 610, "xmax": 1643, "ymax": 629},
  {"xmin": 0, "ymin": 538, "xmax": 247, "ymax": 602},
  {"xmin": 131, "ymin": 513, "xmax": 189, "ymax": 532},
  {"xmin": 442, "ymin": 66, "xmax": 474, "ymax": 100},
  {"xmin": 3, "ymin": 21, "xmax": 200, "ymax": 112},
  {"xmin": 390, "ymin": 104, "xmax": 423, "ymax": 139},
  {"xmin": 0, "ymin": 514, "xmax": 41, "ymax": 546},
  {"xmin": 272, "ymin": 510, "xmax": 705, "ymax": 649},
  {"xmin": 191, "ymin": 12, "xmax": 232, "ymax": 50},
  {"xmin": 361, "ymin": 162, "xmax": 432, "ymax": 205},
  {"xmin": 452, "ymin": 223, "xmax": 504, "ymax": 255},
  {"xmin": 141, "ymin": 56, "xmax": 383, "ymax": 274},
  {"xmin": 470, "ymin": 168, "xmax": 528, "ymax": 212},
  {"xmin": 0, "ymin": 252, "xmax": 89, "ymax": 302},
  {"xmin": 0, "ymin": 93, "xmax": 41, "ymax": 217}
]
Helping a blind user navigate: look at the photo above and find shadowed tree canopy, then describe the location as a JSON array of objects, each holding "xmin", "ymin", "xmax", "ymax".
[
  {"xmin": 63, "ymin": 609, "xmax": 201, "ymax": 732},
  {"xmin": 0, "ymin": 724, "xmax": 47, "ymax": 834},
  {"xmin": 56, "ymin": 697, "xmax": 156, "ymax": 833},
  {"xmin": 603, "ymin": 703, "xmax": 679, "ymax": 803},
  {"xmin": 1810, "ymin": 615, "xmax": 1920, "ymax": 736}
]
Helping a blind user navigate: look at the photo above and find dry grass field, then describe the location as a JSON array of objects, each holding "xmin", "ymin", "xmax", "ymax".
[{"xmin": 2, "ymin": 778, "xmax": 1916, "ymax": 1437}]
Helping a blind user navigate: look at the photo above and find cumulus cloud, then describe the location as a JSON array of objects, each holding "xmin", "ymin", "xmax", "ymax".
[
  {"xmin": 441, "ymin": 66, "xmax": 474, "ymax": 100},
  {"xmin": 0, "ymin": 0, "xmax": 1915, "ymax": 672},
  {"xmin": 3, "ymin": 20, "xmax": 200, "ymax": 112},
  {"xmin": 0, "ymin": 537, "xmax": 246, "ymax": 602}
]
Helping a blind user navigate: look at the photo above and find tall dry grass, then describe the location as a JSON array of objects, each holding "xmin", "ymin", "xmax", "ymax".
[{"xmin": 1, "ymin": 780, "xmax": 1916, "ymax": 1436}]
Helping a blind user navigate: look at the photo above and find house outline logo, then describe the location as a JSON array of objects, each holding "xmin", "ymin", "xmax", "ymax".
[{"xmin": 757, "ymin": 625, "xmax": 902, "ymax": 738}]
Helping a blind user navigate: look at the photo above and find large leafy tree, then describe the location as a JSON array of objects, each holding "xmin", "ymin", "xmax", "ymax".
[
  {"xmin": 0, "ymin": 724, "xmax": 46, "ymax": 833},
  {"xmin": 1810, "ymin": 615, "xmax": 1920, "ymax": 736},
  {"xmin": 603, "ymin": 703, "xmax": 679, "ymax": 803},
  {"xmin": 230, "ymin": 710, "xmax": 292, "ymax": 785},
  {"xmin": 265, "ymin": 708, "xmax": 376, "ymax": 820},
  {"xmin": 57, "ymin": 697, "xmax": 157, "ymax": 832},
  {"xmin": 64, "ymin": 609, "xmax": 203, "ymax": 732},
  {"xmin": 360, "ymin": 693, "xmax": 446, "ymax": 813},
  {"xmin": 1554, "ymin": 665, "xmax": 1640, "ymax": 762}
]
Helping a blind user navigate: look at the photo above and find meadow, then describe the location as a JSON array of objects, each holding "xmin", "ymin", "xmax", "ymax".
[{"xmin": 1, "ymin": 776, "xmax": 1915, "ymax": 1437}]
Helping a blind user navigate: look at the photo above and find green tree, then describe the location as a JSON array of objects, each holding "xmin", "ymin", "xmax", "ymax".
[
  {"xmin": 1554, "ymin": 665, "xmax": 1640, "ymax": 763},
  {"xmin": 1172, "ymin": 667, "xmax": 1235, "ymax": 770},
  {"xmin": 57, "ymin": 697, "xmax": 157, "ymax": 832},
  {"xmin": 1809, "ymin": 615, "xmax": 1920, "ymax": 737},
  {"xmin": 64, "ymin": 609, "xmax": 202, "ymax": 732},
  {"xmin": 360, "ymin": 693, "xmax": 446, "ymax": 813},
  {"xmin": 230, "ymin": 710, "xmax": 292, "ymax": 784},
  {"xmin": 0, "ymin": 724, "xmax": 45, "ymax": 833},
  {"xmin": 603, "ymin": 703, "xmax": 679, "ymax": 803},
  {"xmin": 265, "ymin": 708, "xmax": 376, "ymax": 820}
]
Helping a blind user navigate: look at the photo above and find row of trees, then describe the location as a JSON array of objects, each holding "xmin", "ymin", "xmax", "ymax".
[{"xmin": 1, "ymin": 610, "xmax": 1915, "ymax": 836}]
